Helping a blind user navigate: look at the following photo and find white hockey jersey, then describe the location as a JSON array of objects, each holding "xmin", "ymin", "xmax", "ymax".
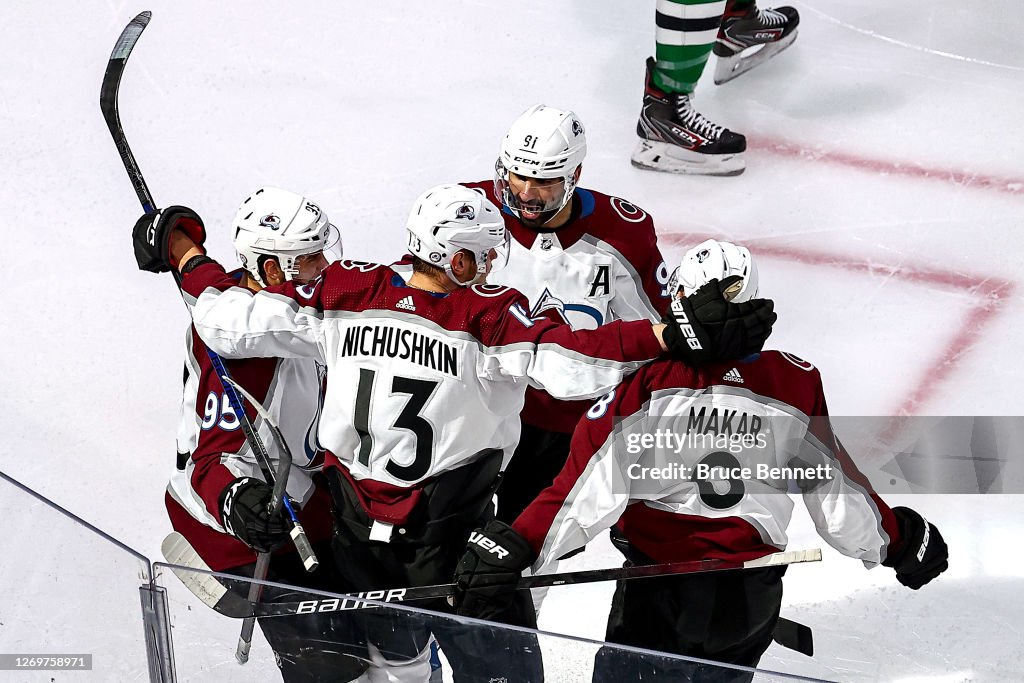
[
  {"xmin": 513, "ymin": 352, "xmax": 905, "ymax": 574},
  {"xmin": 463, "ymin": 181, "xmax": 671, "ymax": 432},
  {"xmin": 180, "ymin": 259, "xmax": 664, "ymax": 525}
]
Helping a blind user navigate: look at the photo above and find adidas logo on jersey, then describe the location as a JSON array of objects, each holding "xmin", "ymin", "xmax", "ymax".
[
  {"xmin": 723, "ymin": 367, "xmax": 744, "ymax": 383},
  {"xmin": 396, "ymin": 295, "xmax": 416, "ymax": 312}
]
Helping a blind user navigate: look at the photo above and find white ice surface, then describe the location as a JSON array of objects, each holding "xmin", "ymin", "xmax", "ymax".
[{"xmin": 0, "ymin": 1, "xmax": 1022, "ymax": 681}]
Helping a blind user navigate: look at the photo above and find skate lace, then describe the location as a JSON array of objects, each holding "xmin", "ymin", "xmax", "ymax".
[
  {"xmin": 675, "ymin": 96, "xmax": 724, "ymax": 140},
  {"xmin": 756, "ymin": 8, "xmax": 787, "ymax": 26}
]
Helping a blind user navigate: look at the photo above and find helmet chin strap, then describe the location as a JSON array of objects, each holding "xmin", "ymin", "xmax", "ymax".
[{"xmin": 445, "ymin": 270, "xmax": 473, "ymax": 287}]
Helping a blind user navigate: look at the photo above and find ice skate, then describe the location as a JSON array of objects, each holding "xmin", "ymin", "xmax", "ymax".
[
  {"xmin": 713, "ymin": 4, "xmax": 800, "ymax": 84},
  {"xmin": 631, "ymin": 57, "xmax": 746, "ymax": 176}
]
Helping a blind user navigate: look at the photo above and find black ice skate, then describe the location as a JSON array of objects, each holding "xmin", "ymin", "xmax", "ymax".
[
  {"xmin": 632, "ymin": 57, "xmax": 746, "ymax": 176},
  {"xmin": 713, "ymin": 4, "xmax": 800, "ymax": 84}
]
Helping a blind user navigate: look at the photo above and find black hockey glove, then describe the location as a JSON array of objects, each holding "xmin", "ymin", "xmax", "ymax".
[
  {"xmin": 663, "ymin": 275, "xmax": 776, "ymax": 365},
  {"xmin": 132, "ymin": 205, "xmax": 206, "ymax": 273},
  {"xmin": 219, "ymin": 477, "xmax": 291, "ymax": 554},
  {"xmin": 452, "ymin": 520, "xmax": 535, "ymax": 621},
  {"xmin": 883, "ymin": 506, "xmax": 948, "ymax": 590}
]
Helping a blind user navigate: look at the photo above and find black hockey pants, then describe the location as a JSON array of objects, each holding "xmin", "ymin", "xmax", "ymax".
[
  {"xmin": 593, "ymin": 556, "xmax": 786, "ymax": 683},
  {"xmin": 224, "ymin": 539, "xmax": 370, "ymax": 682},
  {"xmin": 326, "ymin": 462, "xmax": 545, "ymax": 683},
  {"xmin": 496, "ymin": 422, "xmax": 573, "ymax": 524}
]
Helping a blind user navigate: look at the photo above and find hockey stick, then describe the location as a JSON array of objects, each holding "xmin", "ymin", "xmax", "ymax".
[
  {"xmin": 163, "ymin": 532, "xmax": 820, "ymax": 619},
  {"xmin": 100, "ymin": 10, "xmax": 317, "ymax": 566},
  {"xmin": 161, "ymin": 530, "xmax": 813, "ymax": 658},
  {"xmin": 100, "ymin": 12, "xmax": 317, "ymax": 664},
  {"xmin": 101, "ymin": 11, "xmax": 155, "ymax": 212},
  {"xmin": 772, "ymin": 617, "xmax": 814, "ymax": 657},
  {"xmin": 219, "ymin": 376, "xmax": 318, "ymax": 662}
]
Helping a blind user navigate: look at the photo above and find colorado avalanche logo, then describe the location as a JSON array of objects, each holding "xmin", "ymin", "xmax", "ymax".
[
  {"xmin": 696, "ymin": 249, "xmax": 711, "ymax": 263},
  {"xmin": 781, "ymin": 352, "xmax": 816, "ymax": 372},
  {"xmin": 571, "ymin": 119, "xmax": 584, "ymax": 137},
  {"xmin": 296, "ymin": 280, "xmax": 318, "ymax": 299},
  {"xmin": 609, "ymin": 197, "xmax": 647, "ymax": 223},
  {"xmin": 456, "ymin": 204, "xmax": 476, "ymax": 221},
  {"xmin": 259, "ymin": 214, "xmax": 281, "ymax": 230},
  {"xmin": 531, "ymin": 288, "xmax": 603, "ymax": 328}
]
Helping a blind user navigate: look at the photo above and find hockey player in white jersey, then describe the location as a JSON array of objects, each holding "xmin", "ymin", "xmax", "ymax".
[
  {"xmin": 135, "ymin": 190, "xmax": 367, "ymax": 681},
  {"xmin": 464, "ymin": 104, "xmax": 678, "ymax": 528},
  {"xmin": 137, "ymin": 183, "xmax": 775, "ymax": 682},
  {"xmin": 453, "ymin": 240, "xmax": 948, "ymax": 682}
]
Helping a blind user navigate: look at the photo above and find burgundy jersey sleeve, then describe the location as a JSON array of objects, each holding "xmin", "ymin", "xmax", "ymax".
[
  {"xmin": 804, "ymin": 379, "xmax": 904, "ymax": 559},
  {"xmin": 183, "ymin": 258, "xmax": 392, "ymax": 362},
  {"xmin": 470, "ymin": 284, "xmax": 663, "ymax": 399},
  {"xmin": 513, "ymin": 367, "xmax": 654, "ymax": 568}
]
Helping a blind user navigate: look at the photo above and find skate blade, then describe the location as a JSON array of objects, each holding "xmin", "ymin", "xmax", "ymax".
[
  {"xmin": 630, "ymin": 141, "xmax": 745, "ymax": 177},
  {"xmin": 713, "ymin": 28, "xmax": 798, "ymax": 85}
]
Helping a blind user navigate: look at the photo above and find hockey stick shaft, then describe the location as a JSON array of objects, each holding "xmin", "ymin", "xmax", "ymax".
[
  {"xmin": 163, "ymin": 534, "xmax": 819, "ymax": 619},
  {"xmin": 100, "ymin": 12, "xmax": 314, "ymax": 559},
  {"xmin": 219, "ymin": 376, "xmax": 318, "ymax": 661},
  {"xmin": 249, "ymin": 547, "xmax": 820, "ymax": 618},
  {"xmin": 215, "ymin": 367, "xmax": 317, "ymax": 571},
  {"xmin": 161, "ymin": 531, "xmax": 814, "ymax": 656},
  {"xmin": 220, "ymin": 375, "xmax": 318, "ymax": 570},
  {"xmin": 101, "ymin": 13, "xmax": 315, "ymax": 663}
]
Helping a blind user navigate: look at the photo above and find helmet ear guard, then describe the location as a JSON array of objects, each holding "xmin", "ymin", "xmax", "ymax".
[
  {"xmin": 493, "ymin": 104, "xmax": 587, "ymax": 221},
  {"xmin": 232, "ymin": 187, "xmax": 341, "ymax": 286},
  {"xmin": 406, "ymin": 184, "xmax": 509, "ymax": 286},
  {"xmin": 669, "ymin": 239, "xmax": 759, "ymax": 302}
]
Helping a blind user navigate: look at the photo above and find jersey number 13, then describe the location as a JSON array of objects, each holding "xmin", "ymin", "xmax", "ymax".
[{"xmin": 353, "ymin": 369, "xmax": 439, "ymax": 482}]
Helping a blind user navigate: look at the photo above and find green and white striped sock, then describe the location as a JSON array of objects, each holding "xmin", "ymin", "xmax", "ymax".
[{"xmin": 653, "ymin": 0, "xmax": 728, "ymax": 94}]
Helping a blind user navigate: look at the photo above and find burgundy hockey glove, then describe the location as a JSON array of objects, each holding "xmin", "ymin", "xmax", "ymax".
[
  {"xmin": 452, "ymin": 520, "xmax": 535, "ymax": 621},
  {"xmin": 663, "ymin": 275, "xmax": 776, "ymax": 365},
  {"xmin": 132, "ymin": 205, "xmax": 206, "ymax": 273},
  {"xmin": 219, "ymin": 477, "xmax": 291, "ymax": 554},
  {"xmin": 883, "ymin": 507, "xmax": 949, "ymax": 590}
]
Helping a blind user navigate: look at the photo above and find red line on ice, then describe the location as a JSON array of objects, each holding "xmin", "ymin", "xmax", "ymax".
[{"xmin": 751, "ymin": 139, "xmax": 1024, "ymax": 197}]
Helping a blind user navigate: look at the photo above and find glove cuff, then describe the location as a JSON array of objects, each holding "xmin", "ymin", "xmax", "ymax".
[
  {"xmin": 181, "ymin": 254, "xmax": 216, "ymax": 274},
  {"xmin": 882, "ymin": 506, "xmax": 923, "ymax": 570},
  {"xmin": 219, "ymin": 476, "xmax": 259, "ymax": 534},
  {"xmin": 479, "ymin": 520, "xmax": 537, "ymax": 566}
]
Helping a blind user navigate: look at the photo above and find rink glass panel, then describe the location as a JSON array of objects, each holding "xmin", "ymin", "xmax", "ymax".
[
  {"xmin": 153, "ymin": 564, "xmax": 819, "ymax": 682},
  {"xmin": 0, "ymin": 471, "xmax": 156, "ymax": 681}
]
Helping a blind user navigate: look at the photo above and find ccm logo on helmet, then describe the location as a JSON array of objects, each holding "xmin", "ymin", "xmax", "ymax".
[{"xmin": 468, "ymin": 532, "xmax": 509, "ymax": 559}]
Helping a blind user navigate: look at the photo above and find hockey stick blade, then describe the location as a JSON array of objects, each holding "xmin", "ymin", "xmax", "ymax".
[
  {"xmin": 161, "ymin": 532, "xmax": 255, "ymax": 618},
  {"xmin": 772, "ymin": 617, "xmax": 814, "ymax": 656},
  {"xmin": 183, "ymin": 547, "xmax": 822, "ymax": 620},
  {"xmin": 100, "ymin": 11, "xmax": 155, "ymax": 211}
]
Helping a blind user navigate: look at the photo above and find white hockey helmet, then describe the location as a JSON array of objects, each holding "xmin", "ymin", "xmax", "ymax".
[
  {"xmin": 406, "ymin": 184, "xmax": 510, "ymax": 286},
  {"xmin": 494, "ymin": 104, "xmax": 587, "ymax": 220},
  {"xmin": 668, "ymin": 239, "xmax": 759, "ymax": 303},
  {"xmin": 232, "ymin": 187, "xmax": 341, "ymax": 286}
]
